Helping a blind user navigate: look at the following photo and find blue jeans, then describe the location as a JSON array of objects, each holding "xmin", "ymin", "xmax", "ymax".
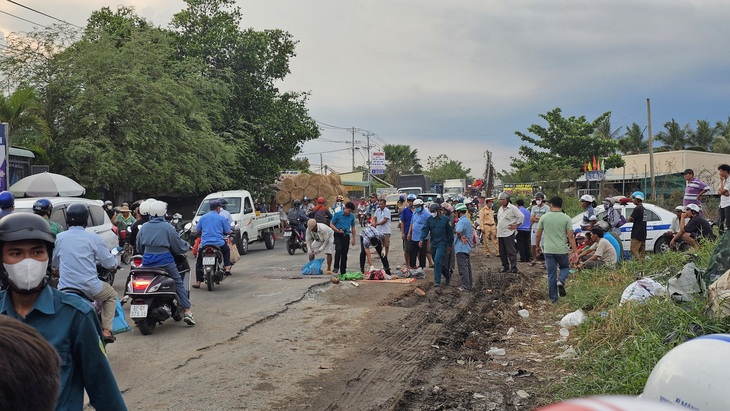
[
  {"xmin": 545, "ymin": 253, "xmax": 570, "ymax": 303},
  {"xmin": 163, "ymin": 261, "xmax": 191, "ymax": 309},
  {"xmin": 431, "ymin": 244, "xmax": 447, "ymax": 285}
]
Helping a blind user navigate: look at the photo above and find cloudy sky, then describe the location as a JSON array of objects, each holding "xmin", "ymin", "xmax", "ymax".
[{"xmin": 2, "ymin": 1, "xmax": 730, "ymax": 178}]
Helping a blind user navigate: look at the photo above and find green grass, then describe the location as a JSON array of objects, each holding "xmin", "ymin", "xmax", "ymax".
[{"xmin": 550, "ymin": 242, "xmax": 730, "ymax": 401}]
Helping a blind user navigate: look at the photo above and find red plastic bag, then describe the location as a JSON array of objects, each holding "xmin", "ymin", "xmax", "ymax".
[{"xmin": 192, "ymin": 237, "xmax": 201, "ymax": 257}]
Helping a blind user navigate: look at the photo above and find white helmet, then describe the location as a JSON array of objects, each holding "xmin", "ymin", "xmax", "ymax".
[
  {"xmin": 674, "ymin": 205, "xmax": 685, "ymax": 212},
  {"xmin": 536, "ymin": 395, "xmax": 678, "ymax": 411},
  {"xmin": 580, "ymin": 194, "xmax": 594, "ymax": 203},
  {"xmin": 686, "ymin": 203, "xmax": 701, "ymax": 213},
  {"xmin": 413, "ymin": 199, "xmax": 424, "ymax": 206},
  {"xmin": 138, "ymin": 199, "xmax": 153, "ymax": 216},
  {"xmin": 641, "ymin": 334, "xmax": 730, "ymax": 410},
  {"xmin": 464, "ymin": 198, "xmax": 473, "ymax": 204},
  {"xmin": 149, "ymin": 200, "xmax": 167, "ymax": 217}
]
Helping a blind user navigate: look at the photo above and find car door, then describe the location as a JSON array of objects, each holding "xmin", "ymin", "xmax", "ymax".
[
  {"xmin": 87, "ymin": 204, "xmax": 118, "ymax": 250},
  {"xmin": 644, "ymin": 208, "xmax": 668, "ymax": 250}
]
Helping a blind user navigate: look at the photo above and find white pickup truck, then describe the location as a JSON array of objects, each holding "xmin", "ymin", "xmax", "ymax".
[{"xmin": 192, "ymin": 190, "xmax": 280, "ymax": 255}]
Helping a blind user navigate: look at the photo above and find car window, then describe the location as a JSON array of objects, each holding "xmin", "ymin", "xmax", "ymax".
[
  {"xmin": 244, "ymin": 197, "xmax": 253, "ymax": 213},
  {"xmin": 645, "ymin": 209, "xmax": 660, "ymax": 222},
  {"xmin": 88, "ymin": 205, "xmax": 107, "ymax": 227},
  {"xmin": 51, "ymin": 207, "xmax": 67, "ymax": 230}
]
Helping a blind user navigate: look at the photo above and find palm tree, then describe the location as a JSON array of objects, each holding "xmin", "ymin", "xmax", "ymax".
[
  {"xmin": 655, "ymin": 119, "xmax": 691, "ymax": 151},
  {"xmin": 0, "ymin": 87, "xmax": 51, "ymax": 162},
  {"xmin": 593, "ymin": 113, "xmax": 623, "ymax": 140},
  {"xmin": 713, "ymin": 117, "xmax": 730, "ymax": 154},
  {"xmin": 618, "ymin": 123, "xmax": 649, "ymax": 154},
  {"xmin": 383, "ymin": 144, "xmax": 422, "ymax": 185},
  {"xmin": 686, "ymin": 119, "xmax": 717, "ymax": 151}
]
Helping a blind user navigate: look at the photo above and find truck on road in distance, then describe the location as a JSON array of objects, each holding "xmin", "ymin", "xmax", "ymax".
[
  {"xmin": 443, "ymin": 179, "xmax": 467, "ymax": 200},
  {"xmin": 396, "ymin": 174, "xmax": 431, "ymax": 196}
]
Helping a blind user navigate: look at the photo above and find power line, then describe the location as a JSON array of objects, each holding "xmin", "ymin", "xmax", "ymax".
[
  {"xmin": 0, "ymin": 8, "xmax": 46, "ymax": 27},
  {"xmin": 6, "ymin": 0, "xmax": 83, "ymax": 28},
  {"xmin": 298, "ymin": 147, "xmax": 352, "ymax": 156}
]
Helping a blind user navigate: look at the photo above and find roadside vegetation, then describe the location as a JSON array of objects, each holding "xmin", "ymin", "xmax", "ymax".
[{"xmin": 547, "ymin": 239, "xmax": 729, "ymax": 400}]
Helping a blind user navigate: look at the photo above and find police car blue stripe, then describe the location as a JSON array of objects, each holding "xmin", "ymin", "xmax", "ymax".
[{"xmin": 694, "ymin": 334, "xmax": 730, "ymax": 343}]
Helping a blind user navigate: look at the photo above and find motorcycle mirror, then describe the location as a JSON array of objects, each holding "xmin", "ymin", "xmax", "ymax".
[{"xmin": 184, "ymin": 222, "xmax": 192, "ymax": 230}]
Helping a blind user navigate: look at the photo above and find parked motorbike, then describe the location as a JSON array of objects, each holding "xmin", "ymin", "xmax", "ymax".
[
  {"xmin": 178, "ymin": 222, "xmax": 193, "ymax": 246},
  {"xmin": 285, "ymin": 218, "xmax": 308, "ymax": 255},
  {"xmin": 126, "ymin": 253, "xmax": 191, "ymax": 335}
]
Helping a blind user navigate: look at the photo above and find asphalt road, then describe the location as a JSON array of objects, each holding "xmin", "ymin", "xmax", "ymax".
[{"xmin": 107, "ymin": 224, "xmax": 400, "ymax": 409}]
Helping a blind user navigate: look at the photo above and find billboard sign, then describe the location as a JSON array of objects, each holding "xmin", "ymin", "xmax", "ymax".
[{"xmin": 371, "ymin": 152, "xmax": 386, "ymax": 175}]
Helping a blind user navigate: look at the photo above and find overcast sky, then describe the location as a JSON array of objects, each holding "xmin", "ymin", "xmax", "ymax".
[{"xmin": 2, "ymin": 0, "xmax": 730, "ymax": 178}]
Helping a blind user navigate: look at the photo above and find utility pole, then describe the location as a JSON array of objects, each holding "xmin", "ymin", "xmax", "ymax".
[
  {"xmin": 647, "ymin": 98, "xmax": 656, "ymax": 201},
  {"xmin": 320, "ymin": 153, "xmax": 323, "ymax": 174},
  {"xmin": 351, "ymin": 127, "xmax": 356, "ymax": 171},
  {"xmin": 366, "ymin": 133, "xmax": 372, "ymax": 197},
  {"xmin": 483, "ymin": 150, "xmax": 494, "ymax": 198}
]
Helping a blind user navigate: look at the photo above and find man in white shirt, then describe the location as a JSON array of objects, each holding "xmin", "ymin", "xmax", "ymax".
[
  {"xmin": 496, "ymin": 192, "xmax": 525, "ymax": 273},
  {"xmin": 718, "ymin": 164, "xmax": 730, "ymax": 234},
  {"xmin": 373, "ymin": 198, "xmax": 392, "ymax": 257},
  {"xmin": 305, "ymin": 219, "xmax": 335, "ymax": 274}
]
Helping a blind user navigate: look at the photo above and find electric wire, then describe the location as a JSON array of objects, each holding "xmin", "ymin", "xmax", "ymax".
[
  {"xmin": 6, "ymin": 0, "xmax": 83, "ymax": 28},
  {"xmin": 0, "ymin": 8, "xmax": 46, "ymax": 27}
]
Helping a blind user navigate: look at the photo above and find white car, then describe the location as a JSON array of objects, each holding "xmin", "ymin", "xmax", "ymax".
[
  {"xmin": 572, "ymin": 202, "xmax": 675, "ymax": 254},
  {"xmin": 14, "ymin": 197, "xmax": 119, "ymax": 251}
]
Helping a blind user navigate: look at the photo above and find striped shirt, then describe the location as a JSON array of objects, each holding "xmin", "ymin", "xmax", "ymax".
[
  {"xmin": 684, "ymin": 177, "xmax": 709, "ymax": 207},
  {"xmin": 359, "ymin": 225, "xmax": 383, "ymax": 247}
]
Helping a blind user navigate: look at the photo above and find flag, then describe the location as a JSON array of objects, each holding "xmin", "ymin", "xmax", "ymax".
[
  {"xmin": 583, "ymin": 162, "xmax": 587, "ymax": 173},
  {"xmin": 587, "ymin": 162, "xmax": 593, "ymax": 171},
  {"xmin": 601, "ymin": 159, "xmax": 605, "ymax": 171},
  {"xmin": 592, "ymin": 155, "xmax": 598, "ymax": 171}
]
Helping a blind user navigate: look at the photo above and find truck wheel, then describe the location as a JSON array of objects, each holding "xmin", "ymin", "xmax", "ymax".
[
  {"xmin": 264, "ymin": 230, "xmax": 275, "ymax": 249},
  {"xmin": 238, "ymin": 234, "xmax": 249, "ymax": 255}
]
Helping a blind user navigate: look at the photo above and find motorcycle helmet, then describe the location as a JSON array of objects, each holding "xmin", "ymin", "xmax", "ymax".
[
  {"xmin": 65, "ymin": 203, "xmax": 89, "ymax": 227},
  {"xmin": 534, "ymin": 192, "xmax": 545, "ymax": 200},
  {"xmin": 399, "ymin": 195, "xmax": 405, "ymax": 201},
  {"xmin": 302, "ymin": 196, "xmax": 310, "ymax": 202},
  {"xmin": 429, "ymin": 203, "xmax": 441, "ymax": 212},
  {"xmin": 0, "ymin": 213, "xmax": 55, "ymax": 292},
  {"xmin": 427, "ymin": 197, "xmax": 433, "ymax": 202},
  {"xmin": 407, "ymin": 194, "xmax": 417, "ymax": 201},
  {"xmin": 498, "ymin": 192, "xmax": 510, "ymax": 200},
  {"xmin": 579, "ymin": 194, "xmax": 594, "ymax": 203},
  {"xmin": 464, "ymin": 198, "xmax": 473, "ymax": 205},
  {"xmin": 218, "ymin": 198, "xmax": 228, "ymax": 208},
  {"xmin": 454, "ymin": 203, "xmax": 467, "ymax": 212},
  {"xmin": 413, "ymin": 199, "xmax": 424, "ymax": 206},
  {"xmin": 316, "ymin": 197, "xmax": 325, "ymax": 204},
  {"xmin": 0, "ymin": 191, "xmax": 14, "ymax": 209},
  {"xmin": 208, "ymin": 200, "xmax": 221, "ymax": 210},
  {"xmin": 631, "ymin": 191, "xmax": 645, "ymax": 201},
  {"xmin": 641, "ymin": 334, "xmax": 730, "ymax": 411},
  {"xmin": 293, "ymin": 200, "xmax": 301, "ymax": 207},
  {"xmin": 674, "ymin": 205, "xmax": 685, "ymax": 213},
  {"xmin": 32, "ymin": 199, "xmax": 52, "ymax": 216},
  {"xmin": 149, "ymin": 200, "xmax": 167, "ymax": 217},
  {"xmin": 138, "ymin": 198, "xmax": 156, "ymax": 216}
]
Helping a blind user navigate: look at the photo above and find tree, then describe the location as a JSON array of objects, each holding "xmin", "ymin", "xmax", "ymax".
[
  {"xmin": 382, "ymin": 144, "xmax": 422, "ymax": 184},
  {"xmin": 593, "ymin": 113, "xmax": 623, "ymax": 140},
  {"xmin": 290, "ymin": 157, "xmax": 312, "ymax": 173},
  {"xmin": 713, "ymin": 117, "xmax": 730, "ymax": 154},
  {"xmin": 655, "ymin": 119, "xmax": 691, "ymax": 151},
  {"xmin": 511, "ymin": 108, "xmax": 624, "ymax": 183},
  {"xmin": 0, "ymin": 87, "xmax": 51, "ymax": 162},
  {"xmin": 425, "ymin": 154, "xmax": 471, "ymax": 183},
  {"xmin": 618, "ymin": 123, "xmax": 649, "ymax": 154},
  {"xmin": 686, "ymin": 119, "xmax": 717, "ymax": 151}
]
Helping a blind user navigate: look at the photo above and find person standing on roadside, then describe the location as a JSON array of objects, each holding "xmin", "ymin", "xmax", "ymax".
[
  {"xmin": 530, "ymin": 192, "xmax": 549, "ymax": 266},
  {"xmin": 683, "ymin": 168, "xmax": 709, "ymax": 210},
  {"xmin": 628, "ymin": 191, "xmax": 647, "ymax": 261},
  {"xmin": 535, "ymin": 196, "xmax": 578, "ymax": 303},
  {"xmin": 478, "ymin": 197, "xmax": 499, "ymax": 258},
  {"xmin": 330, "ymin": 201, "xmax": 357, "ymax": 275},
  {"xmin": 453, "ymin": 203, "xmax": 473, "ymax": 292},
  {"xmin": 419, "ymin": 203, "xmax": 453, "ymax": 287},
  {"xmin": 373, "ymin": 198, "xmax": 392, "ymax": 257},
  {"xmin": 400, "ymin": 194, "xmax": 416, "ymax": 267},
  {"xmin": 515, "ymin": 199, "xmax": 532, "ymax": 263},
  {"xmin": 717, "ymin": 164, "xmax": 730, "ymax": 234},
  {"xmin": 496, "ymin": 192, "xmax": 524, "ymax": 274},
  {"xmin": 407, "ymin": 199, "xmax": 430, "ymax": 270}
]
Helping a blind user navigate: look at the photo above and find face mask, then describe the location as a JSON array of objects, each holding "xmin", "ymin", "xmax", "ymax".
[
  {"xmin": 5, "ymin": 258, "xmax": 48, "ymax": 291},
  {"xmin": 536, "ymin": 200, "xmax": 542, "ymax": 205},
  {"xmin": 430, "ymin": 212, "xmax": 437, "ymax": 218},
  {"xmin": 415, "ymin": 207, "xmax": 422, "ymax": 212}
]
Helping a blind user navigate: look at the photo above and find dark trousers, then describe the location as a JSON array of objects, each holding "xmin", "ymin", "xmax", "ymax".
[
  {"xmin": 498, "ymin": 233, "xmax": 517, "ymax": 270},
  {"xmin": 359, "ymin": 238, "xmax": 391, "ymax": 274},
  {"xmin": 457, "ymin": 252, "xmax": 472, "ymax": 291},
  {"xmin": 409, "ymin": 240, "xmax": 426, "ymax": 268},
  {"xmin": 196, "ymin": 243, "xmax": 231, "ymax": 282},
  {"xmin": 720, "ymin": 205, "xmax": 730, "ymax": 234},
  {"xmin": 516, "ymin": 230, "xmax": 531, "ymax": 262},
  {"xmin": 333, "ymin": 232, "xmax": 350, "ymax": 274}
]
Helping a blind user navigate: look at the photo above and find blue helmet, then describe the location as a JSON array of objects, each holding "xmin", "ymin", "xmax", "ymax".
[
  {"xmin": 631, "ymin": 191, "xmax": 645, "ymax": 201},
  {"xmin": 32, "ymin": 199, "xmax": 52, "ymax": 215},
  {"xmin": 399, "ymin": 195, "xmax": 405, "ymax": 201},
  {"xmin": 0, "ymin": 191, "xmax": 14, "ymax": 209},
  {"xmin": 407, "ymin": 194, "xmax": 416, "ymax": 201}
]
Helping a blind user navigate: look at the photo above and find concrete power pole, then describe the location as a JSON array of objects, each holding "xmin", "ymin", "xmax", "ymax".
[
  {"xmin": 351, "ymin": 127, "xmax": 356, "ymax": 171},
  {"xmin": 647, "ymin": 98, "xmax": 656, "ymax": 201}
]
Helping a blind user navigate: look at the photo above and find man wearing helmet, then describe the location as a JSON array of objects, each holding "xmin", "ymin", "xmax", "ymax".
[
  {"xmin": 302, "ymin": 196, "xmax": 314, "ymax": 215},
  {"xmin": 420, "ymin": 203, "xmax": 453, "ymax": 286},
  {"xmin": 218, "ymin": 198, "xmax": 233, "ymax": 225},
  {"xmin": 332, "ymin": 195, "xmax": 345, "ymax": 214},
  {"xmin": 288, "ymin": 200, "xmax": 308, "ymax": 238},
  {"xmin": 309, "ymin": 197, "xmax": 333, "ymax": 225},
  {"xmin": 496, "ymin": 192, "xmax": 524, "ymax": 274},
  {"xmin": 193, "ymin": 200, "xmax": 232, "ymax": 287},
  {"xmin": 0, "ymin": 213, "xmax": 127, "ymax": 410},
  {"xmin": 136, "ymin": 200, "xmax": 196, "ymax": 325},
  {"xmin": 478, "ymin": 197, "xmax": 499, "ymax": 258},
  {"xmin": 51, "ymin": 203, "xmax": 120, "ymax": 343},
  {"xmin": 32, "ymin": 199, "xmax": 63, "ymax": 237},
  {"xmin": 0, "ymin": 191, "xmax": 14, "ymax": 219},
  {"xmin": 628, "ymin": 191, "xmax": 647, "ymax": 260},
  {"xmin": 670, "ymin": 203, "xmax": 715, "ymax": 249},
  {"xmin": 129, "ymin": 199, "xmax": 153, "ymax": 254},
  {"xmin": 104, "ymin": 200, "xmax": 115, "ymax": 219},
  {"xmin": 579, "ymin": 194, "xmax": 597, "ymax": 231}
]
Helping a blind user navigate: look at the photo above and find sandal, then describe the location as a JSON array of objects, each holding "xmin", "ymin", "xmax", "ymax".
[
  {"xmin": 192, "ymin": 282, "xmax": 201, "ymax": 289},
  {"xmin": 103, "ymin": 334, "xmax": 116, "ymax": 344},
  {"xmin": 529, "ymin": 261, "xmax": 537, "ymax": 266}
]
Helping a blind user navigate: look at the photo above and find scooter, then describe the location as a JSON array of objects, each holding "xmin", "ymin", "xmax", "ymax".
[
  {"xmin": 126, "ymin": 253, "xmax": 191, "ymax": 335},
  {"xmin": 200, "ymin": 244, "xmax": 227, "ymax": 291},
  {"xmin": 285, "ymin": 218, "xmax": 308, "ymax": 255},
  {"xmin": 358, "ymin": 209, "xmax": 367, "ymax": 227}
]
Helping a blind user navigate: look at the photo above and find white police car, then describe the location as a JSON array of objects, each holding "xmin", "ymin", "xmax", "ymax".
[{"xmin": 572, "ymin": 201, "xmax": 675, "ymax": 254}]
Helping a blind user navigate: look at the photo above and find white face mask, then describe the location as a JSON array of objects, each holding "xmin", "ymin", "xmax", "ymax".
[
  {"xmin": 5, "ymin": 258, "xmax": 48, "ymax": 291},
  {"xmin": 536, "ymin": 200, "xmax": 542, "ymax": 205},
  {"xmin": 430, "ymin": 212, "xmax": 438, "ymax": 218}
]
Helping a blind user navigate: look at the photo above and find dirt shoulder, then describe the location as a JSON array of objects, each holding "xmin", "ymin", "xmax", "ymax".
[{"xmin": 273, "ymin": 253, "xmax": 569, "ymax": 411}]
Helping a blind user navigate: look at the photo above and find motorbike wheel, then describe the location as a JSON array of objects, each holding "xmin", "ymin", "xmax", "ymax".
[
  {"xmin": 206, "ymin": 270, "xmax": 215, "ymax": 291},
  {"xmin": 137, "ymin": 317, "xmax": 156, "ymax": 335},
  {"xmin": 121, "ymin": 243, "xmax": 133, "ymax": 265},
  {"xmin": 238, "ymin": 234, "xmax": 249, "ymax": 255},
  {"xmin": 264, "ymin": 230, "xmax": 275, "ymax": 249},
  {"xmin": 302, "ymin": 243, "xmax": 308, "ymax": 253},
  {"xmin": 287, "ymin": 239, "xmax": 296, "ymax": 255},
  {"xmin": 172, "ymin": 304, "xmax": 183, "ymax": 322}
]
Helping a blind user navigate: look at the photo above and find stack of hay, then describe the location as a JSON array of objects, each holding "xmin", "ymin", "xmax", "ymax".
[{"xmin": 276, "ymin": 173, "xmax": 347, "ymax": 211}]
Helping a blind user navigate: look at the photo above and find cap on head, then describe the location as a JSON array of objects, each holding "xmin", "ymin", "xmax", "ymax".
[
  {"xmin": 580, "ymin": 194, "xmax": 594, "ymax": 203},
  {"xmin": 429, "ymin": 203, "xmax": 441, "ymax": 212},
  {"xmin": 534, "ymin": 192, "xmax": 545, "ymax": 200},
  {"xmin": 687, "ymin": 203, "xmax": 701, "ymax": 213},
  {"xmin": 307, "ymin": 219, "xmax": 317, "ymax": 229}
]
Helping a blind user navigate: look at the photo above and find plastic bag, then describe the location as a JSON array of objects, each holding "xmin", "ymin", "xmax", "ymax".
[
  {"xmin": 229, "ymin": 238, "xmax": 241, "ymax": 263},
  {"xmin": 705, "ymin": 232, "xmax": 730, "ymax": 283},
  {"xmin": 621, "ymin": 277, "xmax": 666, "ymax": 304},
  {"xmin": 192, "ymin": 237, "xmax": 201, "ymax": 257},
  {"xmin": 302, "ymin": 258, "xmax": 324, "ymax": 275},
  {"xmin": 707, "ymin": 269, "xmax": 730, "ymax": 319},
  {"xmin": 112, "ymin": 298, "xmax": 131, "ymax": 334},
  {"xmin": 559, "ymin": 309, "xmax": 587, "ymax": 327},
  {"xmin": 338, "ymin": 272, "xmax": 364, "ymax": 281},
  {"xmin": 667, "ymin": 263, "xmax": 705, "ymax": 302}
]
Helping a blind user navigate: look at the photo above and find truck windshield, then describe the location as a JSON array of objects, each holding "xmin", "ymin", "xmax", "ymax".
[
  {"xmin": 196, "ymin": 197, "xmax": 242, "ymax": 216},
  {"xmin": 397, "ymin": 188, "xmax": 422, "ymax": 196},
  {"xmin": 444, "ymin": 187, "xmax": 462, "ymax": 193}
]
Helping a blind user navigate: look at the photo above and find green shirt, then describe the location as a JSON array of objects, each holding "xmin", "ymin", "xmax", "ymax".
[
  {"xmin": 536, "ymin": 210, "xmax": 573, "ymax": 254},
  {"xmin": 48, "ymin": 220, "xmax": 64, "ymax": 237}
]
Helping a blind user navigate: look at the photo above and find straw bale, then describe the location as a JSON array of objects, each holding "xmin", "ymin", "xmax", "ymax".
[
  {"xmin": 309, "ymin": 174, "xmax": 327, "ymax": 186},
  {"xmin": 303, "ymin": 185, "xmax": 318, "ymax": 200},
  {"xmin": 318, "ymin": 185, "xmax": 335, "ymax": 198},
  {"xmin": 290, "ymin": 188, "xmax": 304, "ymax": 201},
  {"xmin": 281, "ymin": 177, "xmax": 295, "ymax": 191},
  {"xmin": 327, "ymin": 173, "xmax": 342, "ymax": 185},
  {"xmin": 275, "ymin": 190, "xmax": 291, "ymax": 205},
  {"xmin": 294, "ymin": 174, "xmax": 310, "ymax": 188}
]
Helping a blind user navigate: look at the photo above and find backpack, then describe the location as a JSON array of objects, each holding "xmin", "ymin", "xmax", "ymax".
[{"xmin": 617, "ymin": 214, "xmax": 627, "ymax": 228}]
